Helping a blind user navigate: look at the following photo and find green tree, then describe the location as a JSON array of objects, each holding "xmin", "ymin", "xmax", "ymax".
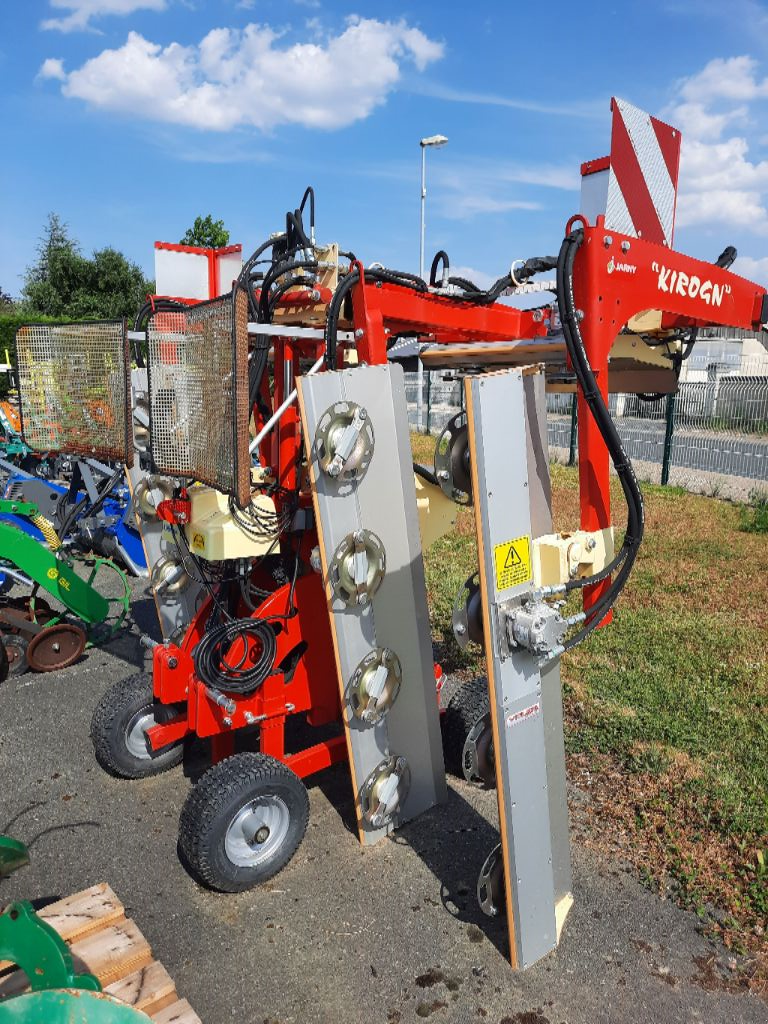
[
  {"xmin": 22, "ymin": 214, "xmax": 153, "ymax": 320},
  {"xmin": 180, "ymin": 214, "xmax": 230, "ymax": 248},
  {"xmin": 25, "ymin": 212, "xmax": 78, "ymax": 286}
]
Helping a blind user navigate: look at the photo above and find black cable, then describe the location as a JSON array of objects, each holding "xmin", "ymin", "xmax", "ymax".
[
  {"xmin": 57, "ymin": 464, "xmax": 124, "ymax": 542},
  {"xmin": 325, "ymin": 266, "xmax": 360, "ymax": 370},
  {"xmin": 430, "ymin": 251, "xmax": 449, "ymax": 287},
  {"xmin": 299, "ymin": 186, "xmax": 315, "ymax": 240},
  {"xmin": 258, "ymin": 258, "xmax": 318, "ymax": 322},
  {"xmin": 556, "ymin": 228, "xmax": 645, "ymax": 646},
  {"xmin": 132, "ymin": 298, "xmax": 187, "ymax": 367},
  {"xmin": 413, "ymin": 462, "xmax": 439, "ymax": 486},
  {"xmin": 194, "ymin": 616, "xmax": 276, "ymax": 695}
]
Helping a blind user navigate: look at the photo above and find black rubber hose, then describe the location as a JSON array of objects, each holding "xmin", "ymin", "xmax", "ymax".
[
  {"xmin": 556, "ymin": 229, "xmax": 645, "ymax": 641},
  {"xmin": 325, "ymin": 266, "xmax": 360, "ymax": 370},
  {"xmin": 430, "ymin": 250, "xmax": 450, "ymax": 287},
  {"xmin": 194, "ymin": 617, "xmax": 276, "ymax": 696},
  {"xmin": 258, "ymin": 258, "xmax": 318, "ymax": 322},
  {"xmin": 413, "ymin": 462, "xmax": 439, "ymax": 486},
  {"xmin": 299, "ymin": 186, "xmax": 315, "ymax": 239},
  {"xmin": 267, "ymin": 275, "xmax": 314, "ymax": 319}
]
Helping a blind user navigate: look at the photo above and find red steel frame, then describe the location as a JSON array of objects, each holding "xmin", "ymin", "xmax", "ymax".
[{"xmin": 145, "ymin": 225, "xmax": 767, "ymax": 776}]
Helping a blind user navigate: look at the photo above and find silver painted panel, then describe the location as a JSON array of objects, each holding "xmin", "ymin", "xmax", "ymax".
[
  {"xmin": 299, "ymin": 363, "xmax": 446, "ymax": 845},
  {"xmin": 468, "ymin": 367, "xmax": 570, "ymax": 968}
]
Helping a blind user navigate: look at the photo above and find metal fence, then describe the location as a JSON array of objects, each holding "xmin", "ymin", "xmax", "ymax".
[{"xmin": 405, "ymin": 357, "xmax": 768, "ymax": 502}]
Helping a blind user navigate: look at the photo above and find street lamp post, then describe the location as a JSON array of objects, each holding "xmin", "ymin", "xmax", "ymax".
[
  {"xmin": 418, "ymin": 134, "xmax": 448, "ymax": 432},
  {"xmin": 419, "ymin": 134, "xmax": 448, "ymax": 281}
]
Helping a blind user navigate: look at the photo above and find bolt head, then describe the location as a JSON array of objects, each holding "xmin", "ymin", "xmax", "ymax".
[{"xmin": 354, "ymin": 328, "xmax": 365, "ymax": 339}]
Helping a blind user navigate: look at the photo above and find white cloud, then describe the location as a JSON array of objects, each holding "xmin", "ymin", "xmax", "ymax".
[
  {"xmin": 38, "ymin": 57, "xmax": 67, "ymax": 81},
  {"xmin": 676, "ymin": 55, "xmax": 768, "ymax": 104},
  {"xmin": 665, "ymin": 55, "xmax": 768, "ymax": 235},
  {"xmin": 411, "ymin": 81, "xmax": 603, "ymax": 120},
  {"xmin": 42, "ymin": 0, "xmax": 167, "ymax": 33},
  {"xmin": 732, "ymin": 254, "xmax": 768, "ymax": 286},
  {"xmin": 441, "ymin": 194, "xmax": 542, "ymax": 220},
  {"xmin": 431, "ymin": 159, "xmax": 577, "ymax": 221},
  {"xmin": 42, "ymin": 18, "xmax": 444, "ymax": 131}
]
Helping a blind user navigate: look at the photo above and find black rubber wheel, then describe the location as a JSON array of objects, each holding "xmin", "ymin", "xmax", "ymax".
[
  {"xmin": 2, "ymin": 635, "xmax": 29, "ymax": 678},
  {"xmin": 90, "ymin": 673, "xmax": 184, "ymax": 779},
  {"xmin": 0, "ymin": 641, "xmax": 8, "ymax": 684},
  {"xmin": 441, "ymin": 676, "xmax": 494, "ymax": 785},
  {"xmin": 179, "ymin": 752, "xmax": 309, "ymax": 893}
]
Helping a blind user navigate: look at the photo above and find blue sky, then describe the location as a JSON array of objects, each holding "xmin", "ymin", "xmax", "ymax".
[{"xmin": 3, "ymin": 0, "xmax": 768, "ymax": 298}]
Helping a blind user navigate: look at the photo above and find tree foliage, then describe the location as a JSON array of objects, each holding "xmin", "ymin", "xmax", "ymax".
[
  {"xmin": 0, "ymin": 286, "xmax": 13, "ymax": 308},
  {"xmin": 180, "ymin": 214, "xmax": 230, "ymax": 249},
  {"xmin": 21, "ymin": 213, "xmax": 153, "ymax": 320}
]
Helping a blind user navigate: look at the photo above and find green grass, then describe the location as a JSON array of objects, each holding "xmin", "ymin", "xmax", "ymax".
[
  {"xmin": 414, "ymin": 435, "xmax": 768, "ymax": 957},
  {"xmin": 739, "ymin": 491, "xmax": 768, "ymax": 534}
]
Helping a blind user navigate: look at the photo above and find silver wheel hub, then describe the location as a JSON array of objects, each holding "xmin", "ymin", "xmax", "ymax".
[
  {"xmin": 125, "ymin": 707, "xmax": 158, "ymax": 760},
  {"xmin": 225, "ymin": 796, "xmax": 290, "ymax": 867}
]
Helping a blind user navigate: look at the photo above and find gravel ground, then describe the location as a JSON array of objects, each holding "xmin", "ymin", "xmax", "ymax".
[{"xmin": 1, "ymin": 585, "xmax": 765, "ymax": 1024}]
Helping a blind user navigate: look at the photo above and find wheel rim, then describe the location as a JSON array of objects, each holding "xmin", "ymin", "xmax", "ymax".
[
  {"xmin": 224, "ymin": 796, "xmax": 290, "ymax": 867},
  {"xmin": 124, "ymin": 706, "xmax": 158, "ymax": 760}
]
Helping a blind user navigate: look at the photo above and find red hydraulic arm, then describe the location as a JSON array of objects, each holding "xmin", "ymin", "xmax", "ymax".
[{"xmin": 569, "ymin": 215, "xmax": 767, "ymax": 610}]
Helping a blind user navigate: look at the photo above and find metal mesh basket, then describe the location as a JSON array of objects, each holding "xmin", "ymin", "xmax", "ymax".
[
  {"xmin": 147, "ymin": 287, "xmax": 251, "ymax": 507},
  {"xmin": 14, "ymin": 320, "xmax": 132, "ymax": 466}
]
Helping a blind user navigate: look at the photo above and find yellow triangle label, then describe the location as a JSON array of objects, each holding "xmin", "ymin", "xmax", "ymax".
[
  {"xmin": 503, "ymin": 545, "xmax": 522, "ymax": 569},
  {"xmin": 493, "ymin": 535, "xmax": 532, "ymax": 591}
]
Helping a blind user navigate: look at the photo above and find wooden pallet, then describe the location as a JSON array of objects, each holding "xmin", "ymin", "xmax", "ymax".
[{"xmin": 0, "ymin": 883, "xmax": 201, "ymax": 1022}]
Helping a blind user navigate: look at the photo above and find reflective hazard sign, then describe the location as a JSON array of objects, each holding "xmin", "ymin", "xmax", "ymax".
[{"xmin": 493, "ymin": 535, "xmax": 532, "ymax": 591}]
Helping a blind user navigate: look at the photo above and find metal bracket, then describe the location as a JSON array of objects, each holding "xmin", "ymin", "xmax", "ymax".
[
  {"xmin": 0, "ymin": 901, "xmax": 100, "ymax": 993},
  {"xmin": 360, "ymin": 756, "xmax": 411, "ymax": 830},
  {"xmin": 314, "ymin": 402, "xmax": 375, "ymax": 480}
]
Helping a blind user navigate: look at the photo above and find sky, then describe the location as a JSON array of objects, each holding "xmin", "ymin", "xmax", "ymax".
[{"xmin": 3, "ymin": 0, "xmax": 768, "ymax": 298}]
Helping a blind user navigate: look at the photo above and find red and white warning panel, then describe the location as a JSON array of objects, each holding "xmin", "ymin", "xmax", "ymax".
[
  {"xmin": 154, "ymin": 242, "xmax": 243, "ymax": 302},
  {"xmin": 580, "ymin": 97, "xmax": 681, "ymax": 247}
]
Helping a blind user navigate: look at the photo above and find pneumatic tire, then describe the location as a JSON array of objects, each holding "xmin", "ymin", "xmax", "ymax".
[
  {"xmin": 91, "ymin": 673, "xmax": 184, "ymax": 779},
  {"xmin": 178, "ymin": 752, "xmax": 309, "ymax": 893},
  {"xmin": 441, "ymin": 676, "xmax": 495, "ymax": 787}
]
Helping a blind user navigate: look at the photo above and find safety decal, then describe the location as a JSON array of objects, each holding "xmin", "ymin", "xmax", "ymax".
[
  {"xmin": 493, "ymin": 535, "xmax": 532, "ymax": 591},
  {"xmin": 505, "ymin": 702, "xmax": 541, "ymax": 730}
]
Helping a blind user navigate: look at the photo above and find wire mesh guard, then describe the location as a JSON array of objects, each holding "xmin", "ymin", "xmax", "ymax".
[
  {"xmin": 15, "ymin": 320, "xmax": 132, "ymax": 465},
  {"xmin": 147, "ymin": 287, "xmax": 251, "ymax": 507}
]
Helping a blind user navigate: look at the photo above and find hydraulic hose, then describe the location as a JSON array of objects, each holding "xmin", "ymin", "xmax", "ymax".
[
  {"xmin": 325, "ymin": 266, "xmax": 360, "ymax": 370},
  {"xmin": 194, "ymin": 616, "xmax": 276, "ymax": 696},
  {"xmin": 555, "ymin": 229, "xmax": 645, "ymax": 647}
]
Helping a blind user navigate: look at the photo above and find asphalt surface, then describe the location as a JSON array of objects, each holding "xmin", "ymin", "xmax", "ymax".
[{"xmin": 1, "ymin": 585, "xmax": 765, "ymax": 1024}]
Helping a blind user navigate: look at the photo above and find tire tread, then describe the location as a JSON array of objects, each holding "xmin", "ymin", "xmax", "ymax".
[
  {"xmin": 441, "ymin": 676, "xmax": 491, "ymax": 777},
  {"xmin": 179, "ymin": 752, "xmax": 309, "ymax": 893},
  {"xmin": 90, "ymin": 672, "xmax": 183, "ymax": 779}
]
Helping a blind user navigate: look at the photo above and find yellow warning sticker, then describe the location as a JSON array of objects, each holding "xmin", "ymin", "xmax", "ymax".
[{"xmin": 493, "ymin": 535, "xmax": 532, "ymax": 591}]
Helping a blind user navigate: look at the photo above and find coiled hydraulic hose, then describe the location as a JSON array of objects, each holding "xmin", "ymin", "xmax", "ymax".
[{"xmin": 194, "ymin": 617, "xmax": 277, "ymax": 696}]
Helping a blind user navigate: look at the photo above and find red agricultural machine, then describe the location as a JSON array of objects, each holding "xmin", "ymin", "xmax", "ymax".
[{"xmin": 14, "ymin": 97, "xmax": 767, "ymax": 971}]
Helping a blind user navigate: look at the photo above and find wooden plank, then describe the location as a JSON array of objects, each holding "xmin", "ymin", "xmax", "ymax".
[
  {"xmin": 34, "ymin": 883, "xmax": 124, "ymax": 943},
  {"xmin": 0, "ymin": 883, "xmax": 124, "ymax": 972},
  {"xmin": 0, "ymin": 884, "xmax": 200, "ymax": 1022},
  {"xmin": 420, "ymin": 341, "xmax": 565, "ymax": 368},
  {"xmin": 70, "ymin": 918, "xmax": 153, "ymax": 987},
  {"xmin": 104, "ymin": 961, "xmax": 177, "ymax": 1016},
  {"xmin": 151, "ymin": 997, "xmax": 203, "ymax": 1024}
]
